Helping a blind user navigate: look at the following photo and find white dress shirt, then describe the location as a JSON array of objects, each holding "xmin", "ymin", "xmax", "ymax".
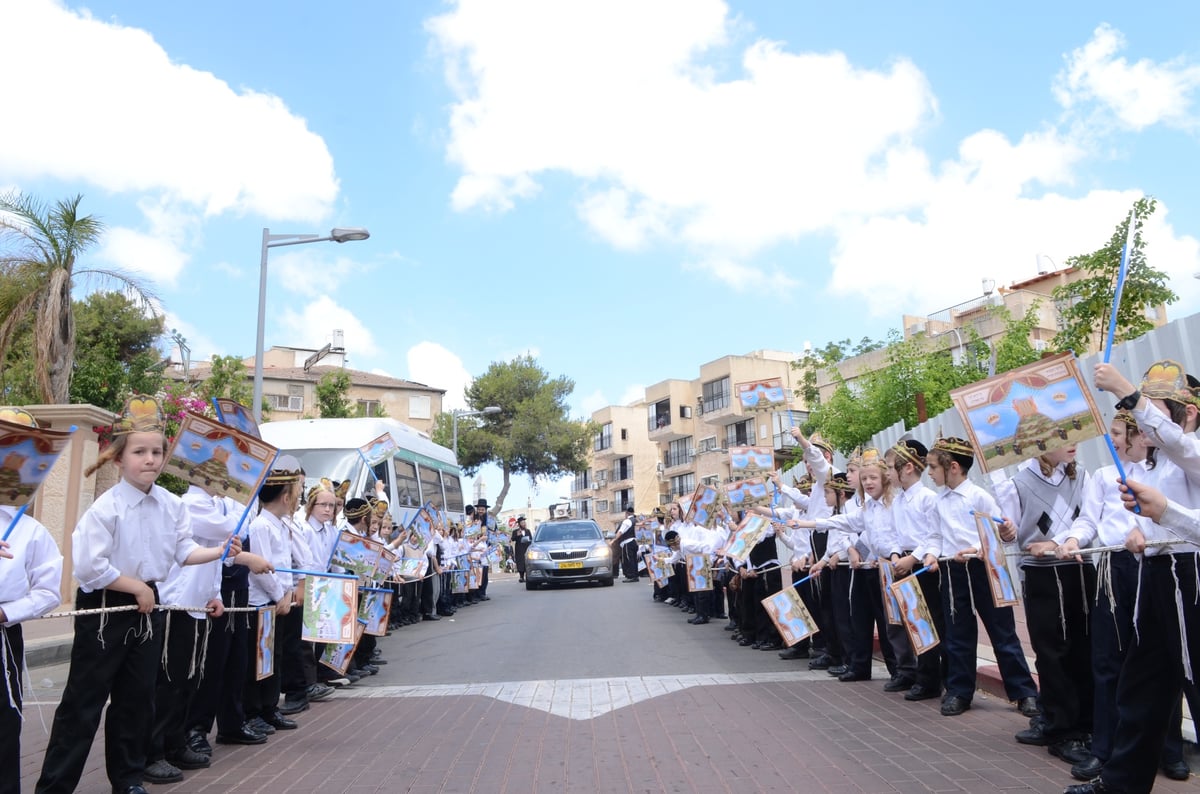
[
  {"xmin": 930, "ymin": 478, "xmax": 1003, "ymax": 558},
  {"xmin": 247, "ymin": 510, "xmax": 290, "ymax": 605},
  {"xmin": 72, "ymin": 478, "xmax": 199, "ymax": 592},
  {"xmin": 891, "ymin": 481, "xmax": 939, "ymax": 560},
  {"xmin": 160, "ymin": 487, "xmax": 239, "ymax": 618},
  {"xmin": 0, "ymin": 506, "xmax": 62, "ymax": 624},
  {"xmin": 1059, "ymin": 462, "xmax": 1150, "ymax": 548}
]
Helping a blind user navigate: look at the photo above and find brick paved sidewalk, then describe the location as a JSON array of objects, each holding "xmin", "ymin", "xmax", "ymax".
[{"xmin": 19, "ymin": 672, "xmax": 1197, "ymax": 793}]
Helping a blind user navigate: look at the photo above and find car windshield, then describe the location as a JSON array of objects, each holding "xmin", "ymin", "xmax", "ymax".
[{"xmin": 534, "ymin": 521, "xmax": 602, "ymax": 543}]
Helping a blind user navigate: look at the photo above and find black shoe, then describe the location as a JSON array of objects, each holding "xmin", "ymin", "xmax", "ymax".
[
  {"xmin": 143, "ymin": 759, "xmax": 184, "ymax": 784},
  {"xmin": 118, "ymin": 787, "xmax": 150, "ymax": 794},
  {"xmin": 940, "ymin": 695, "xmax": 971, "ymax": 716},
  {"xmin": 185, "ymin": 729, "xmax": 212, "ymax": 756},
  {"xmin": 1050, "ymin": 739, "xmax": 1091, "ymax": 765},
  {"xmin": 306, "ymin": 683, "xmax": 335, "ymax": 702},
  {"xmin": 1016, "ymin": 724, "xmax": 1050, "ymax": 746},
  {"xmin": 167, "ymin": 747, "xmax": 211, "ymax": 770},
  {"xmin": 838, "ymin": 670, "xmax": 870, "ymax": 682},
  {"xmin": 1016, "ymin": 696, "xmax": 1041, "ymax": 717},
  {"xmin": 714, "ymin": 613, "xmax": 727, "ymax": 619},
  {"xmin": 264, "ymin": 712, "xmax": 297, "ymax": 730},
  {"xmin": 518, "ymin": 576, "xmax": 524, "ymax": 582},
  {"xmin": 246, "ymin": 716, "xmax": 275, "ymax": 735},
  {"xmin": 216, "ymin": 726, "xmax": 268, "ymax": 745},
  {"xmin": 1070, "ymin": 756, "xmax": 1104, "ymax": 782},
  {"xmin": 1160, "ymin": 760, "xmax": 1190, "ymax": 781},
  {"xmin": 278, "ymin": 698, "xmax": 309, "ymax": 715},
  {"xmin": 904, "ymin": 684, "xmax": 941, "ymax": 702},
  {"xmin": 1063, "ymin": 782, "xmax": 1123, "ymax": 793},
  {"xmin": 738, "ymin": 637, "xmax": 754, "ymax": 646},
  {"xmin": 360, "ymin": 663, "xmax": 380, "ymax": 675},
  {"xmin": 436, "ymin": 610, "xmax": 454, "ymax": 617},
  {"xmin": 479, "ymin": 595, "xmax": 491, "ymax": 601},
  {"xmin": 808, "ymin": 654, "xmax": 833, "ymax": 670},
  {"xmin": 778, "ymin": 646, "xmax": 809, "ymax": 660},
  {"xmin": 422, "ymin": 613, "xmax": 441, "ymax": 621},
  {"xmin": 827, "ymin": 665, "xmax": 849, "ymax": 677},
  {"xmin": 691, "ymin": 615, "xmax": 710, "ymax": 625},
  {"xmin": 622, "ymin": 577, "xmax": 639, "ymax": 583},
  {"xmin": 723, "ymin": 623, "xmax": 737, "ymax": 631},
  {"xmin": 883, "ymin": 676, "xmax": 914, "ymax": 693},
  {"xmin": 757, "ymin": 641, "xmax": 782, "ymax": 651}
]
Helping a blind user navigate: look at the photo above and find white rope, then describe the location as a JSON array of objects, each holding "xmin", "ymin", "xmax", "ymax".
[
  {"xmin": 38, "ymin": 604, "xmax": 261, "ymax": 620},
  {"xmin": 1171, "ymin": 555, "xmax": 1193, "ymax": 683}
]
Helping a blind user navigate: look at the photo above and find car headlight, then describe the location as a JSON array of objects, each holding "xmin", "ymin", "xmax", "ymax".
[
  {"xmin": 526, "ymin": 549, "xmax": 547, "ymax": 561},
  {"xmin": 589, "ymin": 543, "xmax": 611, "ymax": 558}
]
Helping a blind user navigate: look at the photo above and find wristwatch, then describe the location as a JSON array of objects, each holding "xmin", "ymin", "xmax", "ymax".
[{"xmin": 1115, "ymin": 389, "xmax": 1141, "ymax": 411}]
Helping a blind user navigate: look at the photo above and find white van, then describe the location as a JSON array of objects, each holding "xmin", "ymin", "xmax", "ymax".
[{"xmin": 259, "ymin": 417, "xmax": 467, "ymax": 528}]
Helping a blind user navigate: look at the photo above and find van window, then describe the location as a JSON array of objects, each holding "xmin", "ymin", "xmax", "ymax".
[
  {"xmin": 443, "ymin": 472, "xmax": 464, "ymax": 512},
  {"xmin": 393, "ymin": 459, "xmax": 420, "ymax": 507},
  {"xmin": 418, "ymin": 465, "xmax": 444, "ymax": 509}
]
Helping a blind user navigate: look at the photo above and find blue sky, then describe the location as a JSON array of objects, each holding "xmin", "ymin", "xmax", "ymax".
[{"xmin": 3, "ymin": 1, "xmax": 1200, "ymax": 511}]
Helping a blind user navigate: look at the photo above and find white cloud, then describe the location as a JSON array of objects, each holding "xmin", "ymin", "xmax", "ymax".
[
  {"xmin": 618, "ymin": 383, "xmax": 645, "ymax": 406},
  {"xmin": 96, "ymin": 227, "xmax": 189, "ymax": 286},
  {"xmin": 407, "ymin": 341, "xmax": 472, "ymax": 409},
  {"xmin": 577, "ymin": 389, "xmax": 607, "ymax": 416},
  {"xmin": 683, "ymin": 256, "xmax": 799, "ymax": 294},
  {"xmin": 1054, "ymin": 24, "xmax": 1200, "ymax": 131},
  {"xmin": 277, "ymin": 296, "xmax": 378, "ymax": 358},
  {"xmin": 272, "ymin": 249, "xmax": 367, "ymax": 296},
  {"xmin": 163, "ymin": 311, "xmax": 224, "ymax": 367},
  {"xmin": 0, "ymin": 0, "xmax": 338, "ymax": 222},
  {"xmin": 428, "ymin": 0, "xmax": 938, "ymax": 285},
  {"xmin": 212, "ymin": 261, "xmax": 244, "ymax": 279}
]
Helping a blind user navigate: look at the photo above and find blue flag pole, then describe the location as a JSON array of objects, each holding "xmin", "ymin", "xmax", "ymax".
[
  {"xmin": 1, "ymin": 504, "xmax": 29, "ymax": 543},
  {"xmin": 1103, "ymin": 207, "xmax": 1137, "ymax": 364}
]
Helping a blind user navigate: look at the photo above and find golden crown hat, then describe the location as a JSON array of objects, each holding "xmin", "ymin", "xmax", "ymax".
[
  {"xmin": 847, "ymin": 446, "xmax": 863, "ymax": 467},
  {"xmin": 262, "ymin": 454, "xmax": 304, "ymax": 486},
  {"xmin": 890, "ymin": 439, "xmax": 925, "ymax": 469},
  {"xmin": 1114, "ymin": 410, "xmax": 1139, "ymax": 429},
  {"xmin": 932, "ymin": 430, "xmax": 974, "ymax": 457},
  {"xmin": 373, "ymin": 499, "xmax": 390, "ymax": 518},
  {"xmin": 343, "ymin": 499, "xmax": 372, "ymax": 521},
  {"xmin": 1140, "ymin": 360, "xmax": 1195, "ymax": 405},
  {"xmin": 0, "ymin": 407, "xmax": 39, "ymax": 428},
  {"xmin": 828, "ymin": 473, "xmax": 857, "ymax": 493},
  {"xmin": 859, "ymin": 447, "xmax": 883, "ymax": 468},
  {"xmin": 333, "ymin": 480, "xmax": 351, "ymax": 500},
  {"xmin": 809, "ymin": 432, "xmax": 834, "ymax": 455},
  {"xmin": 112, "ymin": 395, "xmax": 165, "ymax": 435},
  {"xmin": 794, "ymin": 473, "xmax": 814, "ymax": 494},
  {"xmin": 307, "ymin": 478, "xmax": 335, "ymax": 504}
]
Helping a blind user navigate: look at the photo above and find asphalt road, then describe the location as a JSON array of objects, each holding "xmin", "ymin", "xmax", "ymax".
[{"xmin": 368, "ymin": 571, "xmax": 800, "ymax": 685}]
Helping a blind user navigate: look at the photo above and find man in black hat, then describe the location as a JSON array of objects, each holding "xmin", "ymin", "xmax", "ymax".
[
  {"xmin": 512, "ymin": 515, "xmax": 533, "ymax": 583},
  {"xmin": 474, "ymin": 499, "xmax": 494, "ymax": 600},
  {"xmin": 617, "ymin": 507, "xmax": 639, "ymax": 582}
]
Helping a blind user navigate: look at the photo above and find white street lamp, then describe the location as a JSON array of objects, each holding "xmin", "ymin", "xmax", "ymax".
[
  {"xmin": 452, "ymin": 406, "xmax": 501, "ymax": 459},
  {"xmin": 253, "ymin": 227, "xmax": 370, "ymax": 423},
  {"xmin": 933, "ymin": 327, "xmax": 966, "ymax": 365}
]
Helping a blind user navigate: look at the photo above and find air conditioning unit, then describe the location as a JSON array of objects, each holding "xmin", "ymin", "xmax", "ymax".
[
  {"xmin": 1033, "ymin": 339, "xmax": 1047, "ymax": 352},
  {"xmin": 687, "ymin": 448, "xmax": 695, "ymax": 457}
]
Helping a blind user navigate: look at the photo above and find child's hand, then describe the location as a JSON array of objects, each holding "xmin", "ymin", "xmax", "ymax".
[
  {"xmin": 276, "ymin": 590, "xmax": 294, "ymax": 616},
  {"xmin": 239, "ymin": 553, "xmax": 273, "ymax": 575},
  {"xmin": 205, "ymin": 597, "xmax": 225, "ymax": 619},
  {"xmin": 893, "ymin": 555, "xmax": 915, "ymax": 576},
  {"xmin": 0, "ymin": 540, "xmax": 11, "ymax": 560},
  {"xmin": 998, "ymin": 518, "xmax": 1017, "ymax": 543},
  {"xmin": 922, "ymin": 554, "xmax": 939, "ymax": 573},
  {"xmin": 1026, "ymin": 541, "xmax": 1058, "ymax": 558},
  {"xmin": 1125, "ymin": 527, "xmax": 1147, "ymax": 554},
  {"xmin": 134, "ymin": 582, "xmax": 156, "ymax": 614},
  {"xmin": 954, "ymin": 547, "xmax": 978, "ymax": 564},
  {"xmin": 226, "ymin": 535, "xmax": 243, "ymax": 557},
  {"xmin": 1056, "ymin": 538, "xmax": 1084, "ymax": 564}
]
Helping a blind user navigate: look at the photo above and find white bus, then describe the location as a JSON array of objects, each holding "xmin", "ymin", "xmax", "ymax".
[{"xmin": 259, "ymin": 417, "xmax": 467, "ymax": 528}]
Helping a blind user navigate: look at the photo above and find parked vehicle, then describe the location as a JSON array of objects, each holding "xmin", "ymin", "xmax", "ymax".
[{"xmin": 260, "ymin": 417, "xmax": 466, "ymax": 528}]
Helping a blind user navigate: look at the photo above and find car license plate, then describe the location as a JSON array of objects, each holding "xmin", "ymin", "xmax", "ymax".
[{"xmin": 557, "ymin": 561, "xmax": 584, "ymax": 569}]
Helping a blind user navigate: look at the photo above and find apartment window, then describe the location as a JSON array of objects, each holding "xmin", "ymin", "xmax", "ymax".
[
  {"xmin": 666, "ymin": 437, "xmax": 693, "ymax": 468},
  {"xmin": 594, "ymin": 422, "xmax": 612, "ymax": 451},
  {"xmin": 620, "ymin": 428, "xmax": 628, "ymax": 441},
  {"xmin": 614, "ymin": 488, "xmax": 632, "ymax": 511},
  {"xmin": 613, "ymin": 456, "xmax": 633, "ymax": 482},
  {"xmin": 697, "ymin": 436, "xmax": 718, "ymax": 453},
  {"xmin": 596, "ymin": 499, "xmax": 609, "ymax": 513},
  {"xmin": 357, "ymin": 399, "xmax": 383, "ymax": 417},
  {"xmin": 409, "ymin": 395, "xmax": 431, "ymax": 420},
  {"xmin": 573, "ymin": 471, "xmax": 592, "ymax": 492},
  {"xmin": 648, "ymin": 400, "xmax": 671, "ymax": 431},
  {"xmin": 701, "ymin": 474, "xmax": 720, "ymax": 487},
  {"xmin": 726, "ymin": 419, "xmax": 755, "ymax": 447},
  {"xmin": 669, "ymin": 473, "xmax": 695, "ymax": 498},
  {"xmin": 267, "ymin": 394, "xmax": 303, "ymax": 412},
  {"xmin": 702, "ymin": 377, "xmax": 730, "ymax": 413}
]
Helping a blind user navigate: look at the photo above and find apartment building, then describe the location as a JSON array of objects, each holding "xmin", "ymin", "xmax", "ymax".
[{"xmin": 572, "ymin": 350, "xmax": 807, "ymax": 520}]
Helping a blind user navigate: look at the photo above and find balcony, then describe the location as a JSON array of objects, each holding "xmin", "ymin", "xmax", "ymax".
[{"xmin": 698, "ymin": 390, "xmax": 739, "ymax": 424}]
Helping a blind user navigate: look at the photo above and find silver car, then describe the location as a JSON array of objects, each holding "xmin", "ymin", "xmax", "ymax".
[{"xmin": 523, "ymin": 519, "xmax": 614, "ymax": 590}]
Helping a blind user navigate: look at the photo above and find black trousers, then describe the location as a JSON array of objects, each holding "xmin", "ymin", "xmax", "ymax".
[
  {"xmin": 478, "ymin": 565, "xmax": 490, "ymax": 596},
  {"xmin": 242, "ymin": 603, "xmax": 280, "ymax": 722},
  {"xmin": 829, "ymin": 566, "xmax": 854, "ymax": 666},
  {"xmin": 188, "ymin": 583, "xmax": 249, "ymax": 736},
  {"xmin": 36, "ymin": 587, "xmax": 164, "ymax": 794},
  {"xmin": 1023, "ymin": 564, "xmax": 1095, "ymax": 742},
  {"xmin": 1102, "ymin": 553, "xmax": 1200, "ymax": 794},
  {"xmin": 149, "ymin": 611, "xmax": 208, "ymax": 762},
  {"xmin": 913, "ymin": 567, "xmax": 947, "ymax": 692},
  {"xmin": 847, "ymin": 566, "xmax": 896, "ymax": 678},
  {"xmin": 621, "ymin": 542, "xmax": 639, "ymax": 579},
  {"xmin": 1091, "ymin": 551, "xmax": 1185, "ymax": 765},
  {"xmin": 752, "ymin": 568, "xmax": 783, "ymax": 644},
  {"xmin": 1, "ymin": 624, "xmax": 23, "ymax": 794},
  {"xmin": 279, "ymin": 606, "xmax": 308, "ymax": 701}
]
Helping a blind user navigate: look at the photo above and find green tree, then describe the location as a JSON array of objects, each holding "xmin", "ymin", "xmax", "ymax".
[
  {"xmin": 430, "ymin": 354, "xmax": 595, "ymax": 513},
  {"xmin": 0, "ymin": 192, "xmax": 156, "ymax": 403},
  {"xmin": 315, "ymin": 369, "xmax": 354, "ymax": 417},
  {"xmin": 1051, "ymin": 197, "xmax": 1177, "ymax": 354},
  {"xmin": 198, "ymin": 354, "xmax": 255, "ymax": 406},
  {"xmin": 989, "ymin": 302, "xmax": 1044, "ymax": 374},
  {"xmin": 69, "ymin": 291, "xmax": 166, "ymax": 412}
]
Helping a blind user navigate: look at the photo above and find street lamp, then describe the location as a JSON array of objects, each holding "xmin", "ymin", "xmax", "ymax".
[
  {"xmin": 933, "ymin": 327, "xmax": 966, "ymax": 365},
  {"xmin": 253, "ymin": 226, "xmax": 370, "ymax": 423},
  {"xmin": 451, "ymin": 406, "xmax": 501, "ymax": 459}
]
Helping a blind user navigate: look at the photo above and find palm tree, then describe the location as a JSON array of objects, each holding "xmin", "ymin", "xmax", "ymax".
[{"xmin": 0, "ymin": 192, "xmax": 157, "ymax": 404}]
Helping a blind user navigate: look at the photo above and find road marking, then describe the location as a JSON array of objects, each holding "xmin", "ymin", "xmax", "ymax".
[{"xmin": 336, "ymin": 669, "xmax": 853, "ymax": 720}]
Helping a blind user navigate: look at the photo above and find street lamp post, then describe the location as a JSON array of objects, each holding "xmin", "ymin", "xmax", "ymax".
[
  {"xmin": 934, "ymin": 327, "xmax": 966, "ymax": 365},
  {"xmin": 451, "ymin": 406, "xmax": 501, "ymax": 459},
  {"xmin": 253, "ymin": 226, "xmax": 370, "ymax": 424}
]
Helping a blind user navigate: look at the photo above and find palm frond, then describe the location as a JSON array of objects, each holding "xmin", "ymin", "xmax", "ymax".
[
  {"xmin": 74, "ymin": 267, "xmax": 162, "ymax": 313},
  {"xmin": 0, "ymin": 288, "xmax": 42, "ymax": 364}
]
